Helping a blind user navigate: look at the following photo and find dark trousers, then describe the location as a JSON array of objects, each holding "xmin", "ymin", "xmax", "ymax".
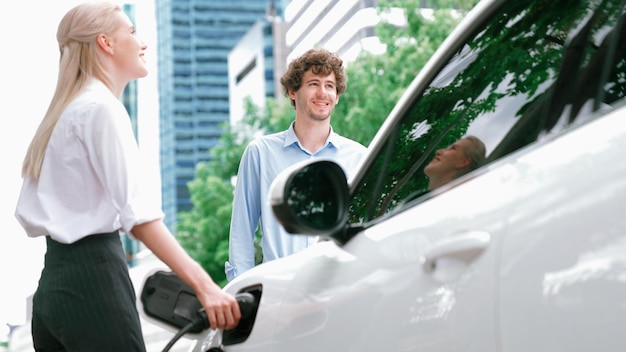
[{"xmin": 32, "ymin": 232, "xmax": 146, "ymax": 352}]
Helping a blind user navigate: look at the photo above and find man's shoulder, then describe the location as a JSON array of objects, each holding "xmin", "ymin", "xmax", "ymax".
[
  {"xmin": 331, "ymin": 133, "xmax": 367, "ymax": 151},
  {"xmin": 244, "ymin": 130, "xmax": 290, "ymax": 155}
]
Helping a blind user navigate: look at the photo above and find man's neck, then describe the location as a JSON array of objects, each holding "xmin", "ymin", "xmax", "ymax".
[{"xmin": 293, "ymin": 119, "xmax": 331, "ymax": 154}]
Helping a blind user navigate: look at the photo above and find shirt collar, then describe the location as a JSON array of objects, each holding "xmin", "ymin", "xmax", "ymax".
[
  {"xmin": 85, "ymin": 78, "xmax": 114, "ymax": 97},
  {"xmin": 283, "ymin": 121, "xmax": 339, "ymax": 151}
]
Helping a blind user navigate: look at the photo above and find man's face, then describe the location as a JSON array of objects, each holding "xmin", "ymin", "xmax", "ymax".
[
  {"xmin": 289, "ymin": 70, "xmax": 339, "ymax": 121},
  {"xmin": 424, "ymin": 138, "xmax": 472, "ymax": 178}
]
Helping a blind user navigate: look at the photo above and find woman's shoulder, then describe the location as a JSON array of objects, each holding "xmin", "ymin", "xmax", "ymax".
[{"xmin": 72, "ymin": 82, "xmax": 126, "ymax": 117}]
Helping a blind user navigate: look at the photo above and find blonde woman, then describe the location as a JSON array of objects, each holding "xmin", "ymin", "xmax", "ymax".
[
  {"xmin": 424, "ymin": 135, "xmax": 487, "ymax": 190},
  {"xmin": 15, "ymin": 3, "xmax": 240, "ymax": 350}
]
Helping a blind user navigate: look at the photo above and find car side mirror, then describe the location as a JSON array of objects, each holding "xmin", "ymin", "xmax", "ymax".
[{"xmin": 269, "ymin": 158, "xmax": 350, "ymax": 236}]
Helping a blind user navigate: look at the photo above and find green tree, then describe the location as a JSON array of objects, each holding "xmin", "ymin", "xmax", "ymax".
[
  {"xmin": 336, "ymin": 0, "xmax": 476, "ymax": 145},
  {"xmin": 176, "ymin": 163, "xmax": 233, "ymax": 287}
]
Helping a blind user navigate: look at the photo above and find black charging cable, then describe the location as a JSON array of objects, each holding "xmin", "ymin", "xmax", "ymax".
[{"xmin": 162, "ymin": 292, "xmax": 256, "ymax": 352}]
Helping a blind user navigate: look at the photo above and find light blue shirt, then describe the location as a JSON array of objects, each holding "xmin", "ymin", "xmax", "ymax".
[{"xmin": 226, "ymin": 122, "xmax": 366, "ymax": 280}]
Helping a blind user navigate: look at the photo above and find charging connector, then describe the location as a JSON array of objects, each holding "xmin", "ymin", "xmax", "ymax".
[
  {"xmin": 162, "ymin": 292, "xmax": 257, "ymax": 352},
  {"xmin": 161, "ymin": 308, "xmax": 209, "ymax": 352}
]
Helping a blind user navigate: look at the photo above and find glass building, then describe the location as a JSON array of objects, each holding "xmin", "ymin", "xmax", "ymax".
[{"xmin": 284, "ymin": 0, "xmax": 380, "ymax": 62}]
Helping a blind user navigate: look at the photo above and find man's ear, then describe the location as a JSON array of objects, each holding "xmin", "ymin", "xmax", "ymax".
[{"xmin": 96, "ymin": 33, "xmax": 113, "ymax": 54}]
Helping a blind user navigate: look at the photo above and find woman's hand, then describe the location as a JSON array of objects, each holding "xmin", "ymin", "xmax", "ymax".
[{"xmin": 132, "ymin": 219, "xmax": 241, "ymax": 329}]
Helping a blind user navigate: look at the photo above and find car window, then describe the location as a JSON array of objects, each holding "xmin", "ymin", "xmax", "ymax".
[{"xmin": 349, "ymin": 0, "xmax": 625, "ymax": 224}]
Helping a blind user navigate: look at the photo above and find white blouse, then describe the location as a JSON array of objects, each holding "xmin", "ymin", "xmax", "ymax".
[{"xmin": 15, "ymin": 79, "xmax": 163, "ymax": 244}]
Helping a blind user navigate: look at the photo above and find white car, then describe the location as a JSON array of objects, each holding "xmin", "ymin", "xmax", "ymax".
[{"xmin": 142, "ymin": 0, "xmax": 626, "ymax": 351}]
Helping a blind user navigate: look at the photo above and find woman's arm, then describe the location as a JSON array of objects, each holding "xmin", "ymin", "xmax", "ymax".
[{"xmin": 132, "ymin": 219, "xmax": 241, "ymax": 330}]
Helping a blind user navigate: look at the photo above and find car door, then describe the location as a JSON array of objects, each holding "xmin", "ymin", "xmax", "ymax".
[
  {"xmin": 262, "ymin": 174, "xmax": 510, "ymax": 351},
  {"xmin": 498, "ymin": 106, "xmax": 626, "ymax": 352},
  {"xmin": 321, "ymin": 0, "xmax": 625, "ymax": 350},
  {"xmin": 493, "ymin": 0, "xmax": 626, "ymax": 344},
  {"xmin": 338, "ymin": 171, "xmax": 513, "ymax": 351}
]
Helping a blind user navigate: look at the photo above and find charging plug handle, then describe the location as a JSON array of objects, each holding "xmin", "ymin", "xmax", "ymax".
[{"xmin": 192, "ymin": 292, "xmax": 257, "ymax": 331}]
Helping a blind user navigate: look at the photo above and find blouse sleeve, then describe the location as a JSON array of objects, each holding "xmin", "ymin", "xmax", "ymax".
[{"xmin": 83, "ymin": 100, "xmax": 164, "ymax": 235}]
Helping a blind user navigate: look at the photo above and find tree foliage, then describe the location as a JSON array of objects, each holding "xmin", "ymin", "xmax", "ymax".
[
  {"xmin": 336, "ymin": 0, "xmax": 478, "ymax": 145},
  {"xmin": 176, "ymin": 163, "xmax": 234, "ymax": 286},
  {"xmin": 175, "ymin": 0, "xmax": 475, "ymax": 286}
]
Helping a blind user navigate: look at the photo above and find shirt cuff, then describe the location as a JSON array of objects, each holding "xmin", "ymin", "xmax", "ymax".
[{"xmin": 225, "ymin": 261, "xmax": 239, "ymax": 281}]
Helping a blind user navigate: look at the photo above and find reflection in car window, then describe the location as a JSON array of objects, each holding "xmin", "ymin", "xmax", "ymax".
[{"xmin": 349, "ymin": 0, "xmax": 625, "ymax": 224}]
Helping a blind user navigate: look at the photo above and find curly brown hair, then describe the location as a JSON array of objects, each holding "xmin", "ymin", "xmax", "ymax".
[{"xmin": 280, "ymin": 48, "xmax": 347, "ymax": 108}]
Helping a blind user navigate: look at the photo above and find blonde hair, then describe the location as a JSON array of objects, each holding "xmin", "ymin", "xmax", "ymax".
[
  {"xmin": 458, "ymin": 135, "xmax": 487, "ymax": 177},
  {"xmin": 21, "ymin": 2, "xmax": 122, "ymax": 179}
]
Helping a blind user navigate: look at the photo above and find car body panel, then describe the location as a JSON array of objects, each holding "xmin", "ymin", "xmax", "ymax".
[{"xmin": 498, "ymin": 107, "xmax": 626, "ymax": 351}]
